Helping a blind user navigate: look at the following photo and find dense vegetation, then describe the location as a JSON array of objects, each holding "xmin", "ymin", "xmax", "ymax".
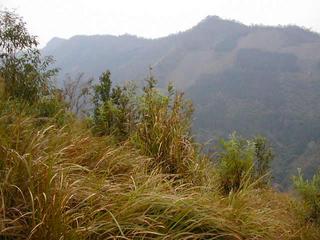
[{"xmin": 1, "ymin": 10, "xmax": 320, "ymax": 239}]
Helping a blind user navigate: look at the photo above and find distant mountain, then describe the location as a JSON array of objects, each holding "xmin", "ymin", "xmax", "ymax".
[{"xmin": 43, "ymin": 16, "xmax": 320, "ymax": 187}]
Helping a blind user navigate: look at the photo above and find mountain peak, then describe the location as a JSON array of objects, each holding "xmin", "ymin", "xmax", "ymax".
[
  {"xmin": 44, "ymin": 37, "xmax": 66, "ymax": 51},
  {"xmin": 192, "ymin": 15, "xmax": 246, "ymax": 33},
  {"xmin": 199, "ymin": 15, "xmax": 243, "ymax": 25},
  {"xmin": 201, "ymin": 15, "xmax": 223, "ymax": 22}
]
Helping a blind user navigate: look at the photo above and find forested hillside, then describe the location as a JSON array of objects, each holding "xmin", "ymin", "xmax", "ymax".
[{"xmin": 43, "ymin": 16, "xmax": 320, "ymax": 186}]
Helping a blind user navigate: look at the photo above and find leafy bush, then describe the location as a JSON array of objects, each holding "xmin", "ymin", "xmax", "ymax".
[
  {"xmin": 293, "ymin": 169, "xmax": 320, "ymax": 224},
  {"xmin": 216, "ymin": 133, "xmax": 273, "ymax": 194},
  {"xmin": 35, "ymin": 94, "xmax": 71, "ymax": 126},
  {"xmin": 216, "ymin": 133, "xmax": 256, "ymax": 193}
]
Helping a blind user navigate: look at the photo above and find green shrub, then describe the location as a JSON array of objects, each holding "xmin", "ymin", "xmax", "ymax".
[
  {"xmin": 35, "ymin": 95, "xmax": 71, "ymax": 126},
  {"xmin": 293, "ymin": 169, "xmax": 320, "ymax": 224},
  {"xmin": 92, "ymin": 70, "xmax": 136, "ymax": 139},
  {"xmin": 216, "ymin": 133, "xmax": 273, "ymax": 194},
  {"xmin": 216, "ymin": 133, "xmax": 255, "ymax": 193},
  {"xmin": 253, "ymin": 135, "xmax": 274, "ymax": 185}
]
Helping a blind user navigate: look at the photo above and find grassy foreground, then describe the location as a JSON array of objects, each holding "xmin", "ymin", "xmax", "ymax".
[{"xmin": 0, "ymin": 104, "xmax": 318, "ymax": 240}]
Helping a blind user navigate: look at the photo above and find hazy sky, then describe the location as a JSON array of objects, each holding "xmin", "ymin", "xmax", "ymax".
[{"xmin": 1, "ymin": 0, "xmax": 319, "ymax": 47}]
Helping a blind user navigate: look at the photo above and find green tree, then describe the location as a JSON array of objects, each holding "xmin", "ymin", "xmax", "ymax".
[
  {"xmin": 93, "ymin": 70, "xmax": 136, "ymax": 138},
  {"xmin": 93, "ymin": 70, "xmax": 114, "ymax": 135},
  {"xmin": 0, "ymin": 10, "xmax": 57, "ymax": 103},
  {"xmin": 93, "ymin": 70, "xmax": 112, "ymax": 107}
]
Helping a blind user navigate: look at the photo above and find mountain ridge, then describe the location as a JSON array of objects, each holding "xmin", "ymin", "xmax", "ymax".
[{"xmin": 45, "ymin": 15, "xmax": 320, "ymax": 45}]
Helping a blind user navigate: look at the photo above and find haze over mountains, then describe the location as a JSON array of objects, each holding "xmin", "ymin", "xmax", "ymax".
[{"xmin": 43, "ymin": 16, "xmax": 320, "ymax": 187}]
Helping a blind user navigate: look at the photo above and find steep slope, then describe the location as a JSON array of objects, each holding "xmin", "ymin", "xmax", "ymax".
[{"xmin": 43, "ymin": 16, "xmax": 320, "ymax": 186}]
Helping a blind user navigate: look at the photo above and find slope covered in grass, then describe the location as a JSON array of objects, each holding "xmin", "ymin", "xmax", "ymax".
[{"xmin": 0, "ymin": 102, "xmax": 319, "ymax": 239}]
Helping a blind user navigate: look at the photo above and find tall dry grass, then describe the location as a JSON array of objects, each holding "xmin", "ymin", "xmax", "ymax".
[{"xmin": 0, "ymin": 107, "xmax": 318, "ymax": 239}]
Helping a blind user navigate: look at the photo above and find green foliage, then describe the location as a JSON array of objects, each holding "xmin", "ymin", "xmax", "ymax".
[
  {"xmin": 216, "ymin": 133, "xmax": 273, "ymax": 194},
  {"xmin": 35, "ymin": 95, "xmax": 71, "ymax": 126},
  {"xmin": 109, "ymin": 84, "xmax": 137, "ymax": 137},
  {"xmin": 0, "ymin": 10, "xmax": 57, "ymax": 103},
  {"xmin": 217, "ymin": 133, "xmax": 256, "ymax": 193},
  {"xmin": 0, "ymin": 96, "xmax": 70, "ymax": 131},
  {"xmin": 93, "ymin": 70, "xmax": 112, "ymax": 106},
  {"xmin": 254, "ymin": 135, "xmax": 274, "ymax": 183},
  {"xmin": 0, "ymin": 10, "xmax": 68, "ymax": 127},
  {"xmin": 93, "ymin": 70, "xmax": 136, "ymax": 139},
  {"xmin": 0, "ymin": 10, "xmax": 37, "ymax": 57},
  {"xmin": 293, "ymin": 169, "xmax": 320, "ymax": 224}
]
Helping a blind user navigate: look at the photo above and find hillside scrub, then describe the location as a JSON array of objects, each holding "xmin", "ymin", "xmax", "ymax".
[
  {"xmin": 293, "ymin": 169, "xmax": 320, "ymax": 225},
  {"xmin": 0, "ymin": 9, "xmax": 320, "ymax": 239},
  {"xmin": 1, "ymin": 101, "xmax": 319, "ymax": 239}
]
